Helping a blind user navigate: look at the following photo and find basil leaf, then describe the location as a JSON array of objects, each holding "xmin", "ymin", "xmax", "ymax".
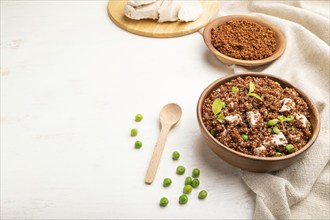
[
  {"xmin": 249, "ymin": 82, "xmax": 255, "ymax": 94},
  {"xmin": 212, "ymin": 98, "xmax": 223, "ymax": 115},
  {"xmin": 283, "ymin": 115, "xmax": 294, "ymax": 122},
  {"xmin": 278, "ymin": 115, "xmax": 285, "ymax": 122},
  {"xmin": 248, "ymin": 93, "xmax": 262, "ymax": 100},
  {"xmin": 217, "ymin": 112, "xmax": 224, "ymax": 123},
  {"xmin": 210, "ymin": 129, "xmax": 217, "ymax": 137}
]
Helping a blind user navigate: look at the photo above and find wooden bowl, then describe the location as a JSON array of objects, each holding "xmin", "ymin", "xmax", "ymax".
[
  {"xmin": 196, "ymin": 73, "xmax": 320, "ymax": 172},
  {"xmin": 203, "ymin": 15, "xmax": 286, "ymax": 67}
]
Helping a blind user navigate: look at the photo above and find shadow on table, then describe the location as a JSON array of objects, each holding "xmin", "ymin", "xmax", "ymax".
[{"xmin": 193, "ymin": 134, "xmax": 239, "ymax": 176}]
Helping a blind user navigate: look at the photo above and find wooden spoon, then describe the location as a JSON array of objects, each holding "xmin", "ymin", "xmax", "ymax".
[{"xmin": 145, "ymin": 103, "xmax": 182, "ymax": 184}]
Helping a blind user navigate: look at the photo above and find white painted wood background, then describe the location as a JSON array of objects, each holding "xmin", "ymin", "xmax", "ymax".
[{"xmin": 1, "ymin": 1, "xmax": 254, "ymax": 219}]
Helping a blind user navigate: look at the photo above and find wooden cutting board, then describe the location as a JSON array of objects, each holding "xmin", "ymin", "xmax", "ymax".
[{"xmin": 108, "ymin": 0, "xmax": 220, "ymax": 38}]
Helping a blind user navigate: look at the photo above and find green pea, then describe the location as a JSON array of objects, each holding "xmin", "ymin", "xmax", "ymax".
[
  {"xmin": 172, "ymin": 151, "xmax": 180, "ymax": 160},
  {"xmin": 210, "ymin": 129, "xmax": 217, "ymax": 137},
  {"xmin": 198, "ymin": 190, "xmax": 208, "ymax": 199},
  {"xmin": 286, "ymin": 144, "xmax": 295, "ymax": 154},
  {"xmin": 241, "ymin": 134, "xmax": 248, "ymax": 142},
  {"xmin": 267, "ymin": 119, "xmax": 279, "ymax": 126},
  {"xmin": 179, "ymin": 194, "xmax": 188, "ymax": 205},
  {"xmin": 176, "ymin": 165, "xmax": 185, "ymax": 175},
  {"xmin": 232, "ymin": 86, "xmax": 239, "ymax": 93},
  {"xmin": 192, "ymin": 168, "xmax": 200, "ymax": 178},
  {"xmin": 183, "ymin": 185, "xmax": 193, "ymax": 194},
  {"xmin": 272, "ymin": 126, "xmax": 281, "ymax": 134},
  {"xmin": 135, "ymin": 114, "xmax": 143, "ymax": 122},
  {"xmin": 275, "ymin": 152, "xmax": 282, "ymax": 156},
  {"xmin": 184, "ymin": 176, "xmax": 192, "ymax": 185},
  {"xmin": 134, "ymin": 140, "xmax": 142, "ymax": 149},
  {"xmin": 191, "ymin": 178, "xmax": 200, "ymax": 188},
  {"xmin": 130, "ymin": 128, "xmax": 138, "ymax": 137},
  {"xmin": 159, "ymin": 197, "xmax": 169, "ymax": 207},
  {"xmin": 163, "ymin": 178, "xmax": 172, "ymax": 187}
]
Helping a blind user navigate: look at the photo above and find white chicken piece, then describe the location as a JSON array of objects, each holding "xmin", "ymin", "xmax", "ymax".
[
  {"xmin": 125, "ymin": 0, "xmax": 163, "ymax": 20},
  {"xmin": 158, "ymin": 0, "xmax": 183, "ymax": 22},
  {"xmin": 127, "ymin": 0, "xmax": 157, "ymax": 7},
  {"xmin": 246, "ymin": 111, "xmax": 263, "ymax": 128},
  {"xmin": 178, "ymin": 0, "xmax": 202, "ymax": 22},
  {"xmin": 224, "ymin": 114, "xmax": 242, "ymax": 124},
  {"xmin": 254, "ymin": 145, "xmax": 266, "ymax": 156},
  {"xmin": 279, "ymin": 98, "xmax": 295, "ymax": 112},
  {"xmin": 295, "ymin": 113, "xmax": 308, "ymax": 127},
  {"xmin": 263, "ymin": 132, "xmax": 288, "ymax": 147},
  {"xmin": 229, "ymin": 102, "xmax": 234, "ymax": 108}
]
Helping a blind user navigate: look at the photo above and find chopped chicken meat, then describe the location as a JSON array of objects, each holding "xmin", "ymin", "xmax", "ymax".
[
  {"xmin": 263, "ymin": 132, "xmax": 288, "ymax": 147},
  {"xmin": 279, "ymin": 98, "xmax": 295, "ymax": 112},
  {"xmin": 224, "ymin": 114, "xmax": 242, "ymax": 124},
  {"xmin": 124, "ymin": 1, "xmax": 163, "ymax": 20},
  {"xmin": 247, "ymin": 111, "xmax": 263, "ymax": 128},
  {"xmin": 178, "ymin": 0, "xmax": 202, "ymax": 22},
  {"xmin": 254, "ymin": 145, "xmax": 266, "ymax": 156},
  {"xmin": 295, "ymin": 113, "xmax": 308, "ymax": 127}
]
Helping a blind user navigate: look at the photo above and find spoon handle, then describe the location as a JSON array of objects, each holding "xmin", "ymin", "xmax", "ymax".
[{"xmin": 145, "ymin": 125, "xmax": 170, "ymax": 184}]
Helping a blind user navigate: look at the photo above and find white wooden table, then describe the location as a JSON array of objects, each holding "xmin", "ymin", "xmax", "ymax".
[{"xmin": 1, "ymin": 1, "xmax": 254, "ymax": 219}]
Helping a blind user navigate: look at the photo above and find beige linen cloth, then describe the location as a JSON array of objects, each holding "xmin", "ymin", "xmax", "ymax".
[{"xmin": 200, "ymin": 1, "xmax": 330, "ymax": 219}]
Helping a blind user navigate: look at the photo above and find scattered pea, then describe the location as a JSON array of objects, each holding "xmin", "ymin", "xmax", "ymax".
[
  {"xmin": 275, "ymin": 152, "xmax": 282, "ymax": 156},
  {"xmin": 130, "ymin": 128, "xmax": 138, "ymax": 137},
  {"xmin": 192, "ymin": 168, "xmax": 200, "ymax": 178},
  {"xmin": 267, "ymin": 119, "xmax": 279, "ymax": 126},
  {"xmin": 176, "ymin": 165, "xmax": 185, "ymax": 175},
  {"xmin": 163, "ymin": 178, "xmax": 172, "ymax": 187},
  {"xmin": 172, "ymin": 151, "xmax": 180, "ymax": 160},
  {"xmin": 184, "ymin": 176, "xmax": 192, "ymax": 185},
  {"xmin": 241, "ymin": 134, "xmax": 248, "ymax": 142},
  {"xmin": 134, "ymin": 140, "xmax": 142, "ymax": 149},
  {"xmin": 232, "ymin": 86, "xmax": 239, "ymax": 93},
  {"xmin": 183, "ymin": 185, "xmax": 193, "ymax": 194},
  {"xmin": 159, "ymin": 197, "xmax": 169, "ymax": 207},
  {"xmin": 135, "ymin": 114, "xmax": 143, "ymax": 122},
  {"xmin": 272, "ymin": 126, "xmax": 281, "ymax": 134},
  {"xmin": 198, "ymin": 190, "xmax": 208, "ymax": 199},
  {"xmin": 179, "ymin": 194, "xmax": 188, "ymax": 205},
  {"xmin": 191, "ymin": 178, "xmax": 200, "ymax": 188},
  {"xmin": 286, "ymin": 144, "xmax": 295, "ymax": 154}
]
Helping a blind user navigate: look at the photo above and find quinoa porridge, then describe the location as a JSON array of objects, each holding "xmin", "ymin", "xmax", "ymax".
[{"xmin": 201, "ymin": 76, "xmax": 312, "ymax": 157}]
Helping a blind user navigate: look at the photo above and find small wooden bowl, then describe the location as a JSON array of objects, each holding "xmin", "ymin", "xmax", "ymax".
[
  {"xmin": 196, "ymin": 73, "xmax": 320, "ymax": 172},
  {"xmin": 203, "ymin": 15, "xmax": 286, "ymax": 67}
]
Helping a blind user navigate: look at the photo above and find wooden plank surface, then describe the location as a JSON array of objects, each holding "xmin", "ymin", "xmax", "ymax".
[{"xmin": 108, "ymin": 0, "xmax": 220, "ymax": 38}]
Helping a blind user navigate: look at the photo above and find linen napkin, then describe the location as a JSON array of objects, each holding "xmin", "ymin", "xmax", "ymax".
[{"xmin": 200, "ymin": 1, "xmax": 330, "ymax": 219}]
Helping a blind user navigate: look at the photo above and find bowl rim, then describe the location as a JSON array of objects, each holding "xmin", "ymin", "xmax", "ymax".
[
  {"xmin": 203, "ymin": 15, "xmax": 286, "ymax": 66},
  {"xmin": 196, "ymin": 72, "xmax": 320, "ymax": 161}
]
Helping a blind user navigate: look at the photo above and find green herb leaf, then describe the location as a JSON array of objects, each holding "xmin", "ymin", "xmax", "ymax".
[
  {"xmin": 278, "ymin": 115, "xmax": 285, "ymax": 122},
  {"xmin": 283, "ymin": 115, "xmax": 294, "ymax": 122},
  {"xmin": 248, "ymin": 93, "xmax": 262, "ymax": 100},
  {"xmin": 210, "ymin": 129, "xmax": 217, "ymax": 137},
  {"xmin": 212, "ymin": 98, "xmax": 223, "ymax": 115},
  {"xmin": 267, "ymin": 119, "xmax": 279, "ymax": 126},
  {"xmin": 231, "ymin": 86, "xmax": 239, "ymax": 93},
  {"xmin": 217, "ymin": 112, "xmax": 224, "ymax": 123},
  {"xmin": 273, "ymin": 126, "xmax": 281, "ymax": 134},
  {"xmin": 249, "ymin": 82, "xmax": 255, "ymax": 94},
  {"xmin": 278, "ymin": 115, "xmax": 294, "ymax": 123}
]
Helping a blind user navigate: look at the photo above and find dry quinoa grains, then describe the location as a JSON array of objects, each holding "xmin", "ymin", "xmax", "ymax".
[
  {"xmin": 202, "ymin": 76, "xmax": 312, "ymax": 157},
  {"xmin": 211, "ymin": 19, "xmax": 277, "ymax": 60}
]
